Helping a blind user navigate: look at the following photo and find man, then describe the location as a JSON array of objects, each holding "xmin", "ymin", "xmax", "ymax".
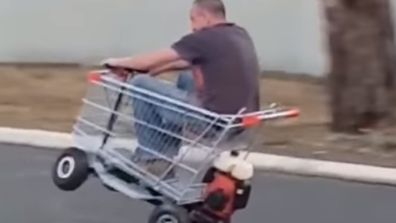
[{"xmin": 103, "ymin": 0, "xmax": 260, "ymax": 175}]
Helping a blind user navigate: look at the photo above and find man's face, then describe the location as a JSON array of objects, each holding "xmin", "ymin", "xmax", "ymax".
[{"xmin": 190, "ymin": 7, "xmax": 210, "ymax": 32}]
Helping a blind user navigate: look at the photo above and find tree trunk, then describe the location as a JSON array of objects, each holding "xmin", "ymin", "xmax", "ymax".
[{"xmin": 323, "ymin": 0, "xmax": 396, "ymax": 133}]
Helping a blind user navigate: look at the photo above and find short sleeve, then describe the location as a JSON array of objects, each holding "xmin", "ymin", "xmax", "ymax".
[{"xmin": 171, "ymin": 31, "xmax": 207, "ymax": 64}]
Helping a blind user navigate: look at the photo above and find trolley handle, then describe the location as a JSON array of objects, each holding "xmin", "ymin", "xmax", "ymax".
[
  {"xmin": 87, "ymin": 64, "xmax": 148, "ymax": 83},
  {"xmin": 258, "ymin": 108, "xmax": 300, "ymax": 120},
  {"xmin": 241, "ymin": 108, "xmax": 300, "ymax": 128}
]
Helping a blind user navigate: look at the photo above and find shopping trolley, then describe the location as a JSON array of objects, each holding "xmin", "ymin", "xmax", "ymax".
[{"xmin": 51, "ymin": 65, "xmax": 300, "ymax": 223}]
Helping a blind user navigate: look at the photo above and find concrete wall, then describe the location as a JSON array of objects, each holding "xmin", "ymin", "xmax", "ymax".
[{"xmin": 0, "ymin": 0, "xmax": 391, "ymax": 76}]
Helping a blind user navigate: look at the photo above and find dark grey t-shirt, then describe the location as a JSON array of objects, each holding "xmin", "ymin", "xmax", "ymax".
[{"xmin": 172, "ymin": 23, "xmax": 260, "ymax": 114}]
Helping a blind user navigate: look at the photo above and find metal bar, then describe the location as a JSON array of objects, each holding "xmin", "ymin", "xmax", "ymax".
[
  {"xmin": 100, "ymin": 86, "xmax": 126, "ymax": 148},
  {"xmin": 82, "ymin": 99, "xmax": 214, "ymax": 153},
  {"xmin": 129, "ymin": 144, "xmax": 198, "ymax": 174},
  {"xmin": 169, "ymin": 116, "xmax": 223, "ymax": 193},
  {"xmin": 72, "ymin": 126, "xmax": 87, "ymax": 136},
  {"xmin": 77, "ymin": 118, "xmax": 117, "ymax": 137},
  {"xmin": 178, "ymin": 109, "xmax": 245, "ymax": 200},
  {"xmin": 101, "ymin": 149, "xmax": 182, "ymax": 198},
  {"xmin": 221, "ymin": 108, "xmax": 279, "ymax": 118},
  {"xmin": 100, "ymin": 76, "xmax": 231, "ymax": 121},
  {"xmin": 93, "ymin": 80, "xmax": 223, "ymax": 125},
  {"xmin": 91, "ymin": 161, "xmax": 159, "ymax": 201},
  {"xmin": 227, "ymin": 109, "xmax": 300, "ymax": 128}
]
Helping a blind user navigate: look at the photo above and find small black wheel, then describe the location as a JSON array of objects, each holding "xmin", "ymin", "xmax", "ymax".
[
  {"xmin": 52, "ymin": 147, "xmax": 89, "ymax": 191},
  {"xmin": 149, "ymin": 203, "xmax": 190, "ymax": 223}
]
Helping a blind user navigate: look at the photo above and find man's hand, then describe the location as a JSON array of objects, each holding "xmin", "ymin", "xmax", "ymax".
[{"xmin": 101, "ymin": 57, "xmax": 135, "ymax": 69}]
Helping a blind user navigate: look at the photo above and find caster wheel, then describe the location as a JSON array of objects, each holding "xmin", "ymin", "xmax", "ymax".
[
  {"xmin": 52, "ymin": 147, "xmax": 89, "ymax": 191},
  {"xmin": 149, "ymin": 203, "xmax": 190, "ymax": 223}
]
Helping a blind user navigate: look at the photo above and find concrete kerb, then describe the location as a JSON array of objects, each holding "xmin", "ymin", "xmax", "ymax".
[
  {"xmin": 0, "ymin": 127, "xmax": 72, "ymax": 149},
  {"xmin": 1, "ymin": 127, "xmax": 396, "ymax": 186}
]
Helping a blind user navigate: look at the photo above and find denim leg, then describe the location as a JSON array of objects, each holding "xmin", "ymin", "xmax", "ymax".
[
  {"xmin": 177, "ymin": 70, "xmax": 196, "ymax": 94},
  {"xmin": 130, "ymin": 74, "xmax": 198, "ymax": 161}
]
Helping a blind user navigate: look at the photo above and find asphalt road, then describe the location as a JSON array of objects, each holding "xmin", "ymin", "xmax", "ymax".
[{"xmin": 1, "ymin": 144, "xmax": 396, "ymax": 223}]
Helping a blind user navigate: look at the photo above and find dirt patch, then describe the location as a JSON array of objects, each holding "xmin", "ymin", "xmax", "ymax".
[{"xmin": 1, "ymin": 64, "xmax": 395, "ymax": 167}]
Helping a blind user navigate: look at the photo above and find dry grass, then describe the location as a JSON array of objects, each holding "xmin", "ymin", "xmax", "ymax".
[{"xmin": 0, "ymin": 65, "xmax": 86, "ymax": 131}]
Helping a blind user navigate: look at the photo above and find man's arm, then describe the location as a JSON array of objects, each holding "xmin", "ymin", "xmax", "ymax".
[
  {"xmin": 149, "ymin": 60, "xmax": 191, "ymax": 76},
  {"xmin": 103, "ymin": 48, "xmax": 185, "ymax": 72},
  {"xmin": 103, "ymin": 31, "xmax": 205, "ymax": 72}
]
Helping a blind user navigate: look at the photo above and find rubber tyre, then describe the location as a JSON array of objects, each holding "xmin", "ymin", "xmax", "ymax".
[
  {"xmin": 52, "ymin": 148, "xmax": 89, "ymax": 191},
  {"xmin": 148, "ymin": 203, "xmax": 190, "ymax": 223}
]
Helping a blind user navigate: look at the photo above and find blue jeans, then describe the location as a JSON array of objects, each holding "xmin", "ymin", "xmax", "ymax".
[{"xmin": 129, "ymin": 71, "xmax": 199, "ymax": 161}]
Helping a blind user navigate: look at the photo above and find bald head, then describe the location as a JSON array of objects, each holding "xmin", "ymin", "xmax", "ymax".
[
  {"xmin": 190, "ymin": 0, "xmax": 227, "ymax": 31},
  {"xmin": 193, "ymin": 0, "xmax": 226, "ymax": 18}
]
